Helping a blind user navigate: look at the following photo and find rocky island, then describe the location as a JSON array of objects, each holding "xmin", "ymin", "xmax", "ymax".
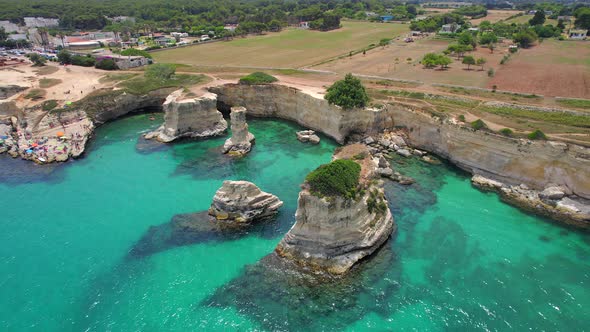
[
  {"xmin": 275, "ymin": 144, "xmax": 395, "ymax": 275},
  {"xmin": 209, "ymin": 180, "xmax": 283, "ymax": 223}
]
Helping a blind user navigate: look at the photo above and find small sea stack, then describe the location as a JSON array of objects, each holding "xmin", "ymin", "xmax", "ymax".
[
  {"xmin": 275, "ymin": 144, "xmax": 395, "ymax": 275},
  {"xmin": 209, "ymin": 180, "xmax": 283, "ymax": 223},
  {"xmin": 222, "ymin": 106, "xmax": 255, "ymax": 156},
  {"xmin": 296, "ymin": 130, "xmax": 320, "ymax": 144}
]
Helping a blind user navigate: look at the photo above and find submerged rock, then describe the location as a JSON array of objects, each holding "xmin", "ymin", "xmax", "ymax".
[
  {"xmin": 222, "ymin": 106, "xmax": 255, "ymax": 156},
  {"xmin": 275, "ymin": 144, "xmax": 395, "ymax": 275},
  {"xmin": 145, "ymin": 90, "xmax": 227, "ymax": 142},
  {"xmin": 209, "ymin": 180, "xmax": 283, "ymax": 223},
  {"xmin": 296, "ymin": 130, "xmax": 320, "ymax": 144}
]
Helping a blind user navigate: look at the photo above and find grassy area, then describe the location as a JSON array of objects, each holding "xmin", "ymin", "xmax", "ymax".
[
  {"xmin": 24, "ymin": 89, "xmax": 46, "ymax": 100},
  {"xmin": 41, "ymin": 99, "xmax": 58, "ymax": 111},
  {"xmin": 436, "ymin": 86, "xmax": 541, "ymax": 103},
  {"xmin": 503, "ymin": 15, "xmax": 558, "ymax": 26},
  {"xmin": 556, "ymin": 98, "xmax": 590, "ymax": 110},
  {"xmin": 117, "ymin": 73, "xmax": 210, "ymax": 95},
  {"xmin": 476, "ymin": 105, "xmax": 590, "ymax": 128},
  {"xmin": 98, "ymin": 73, "xmax": 139, "ymax": 83},
  {"xmin": 33, "ymin": 66, "xmax": 59, "ymax": 75},
  {"xmin": 152, "ymin": 21, "xmax": 408, "ymax": 68},
  {"xmin": 39, "ymin": 78, "xmax": 62, "ymax": 88}
]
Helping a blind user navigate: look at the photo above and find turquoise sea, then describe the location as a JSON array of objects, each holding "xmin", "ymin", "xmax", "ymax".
[{"xmin": 0, "ymin": 114, "xmax": 588, "ymax": 331}]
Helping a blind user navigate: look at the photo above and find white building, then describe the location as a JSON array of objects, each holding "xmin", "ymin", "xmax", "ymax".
[
  {"xmin": 23, "ymin": 17, "xmax": 59, "ymax": 28},
  {"xmin": 569, "ymin": 29, "xmax": 587, "ymax": 40}
]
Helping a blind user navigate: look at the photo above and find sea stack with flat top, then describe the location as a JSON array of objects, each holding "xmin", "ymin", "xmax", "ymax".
[
  {"xmin": 275, "ymin": 144, "xmax": 395, "ymax": 275},
  {"xmin": 223, "ymin": 106, "xmax": 255, "ymax": 156}
]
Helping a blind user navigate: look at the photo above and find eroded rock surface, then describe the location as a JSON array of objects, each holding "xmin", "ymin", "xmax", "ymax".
[
  {"xmin": 209, "ymin": 180, "xmax": 283, "ymax": 223},
  {"xmin": 145, "ymin": 90, "xmax": 227, "ymax": 142},
  {"xmin": 296, "ymin": 130, "xmax": 320, "ymax": 144},
  {"xmin": 222, "ymin": 106, "xmax": 255, "ymax": 155},
  {"xmin": 275, "ymin": 144, "xmax": 395, "ymax": 275}
]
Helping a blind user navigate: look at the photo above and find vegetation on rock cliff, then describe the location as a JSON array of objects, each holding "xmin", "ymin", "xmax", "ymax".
[
  {"xmin": 239, "ymin": 72, "xmax": 278, "ymax": 85},
  {"xmin": 527, "ymin": 129, "xmax": 547, "ymax": 140},
  {"xmin": 325, "ymin": 73, "xmax": 369, "ymax": 109},
  {"xmin": 306, "ymin": 159, "xmax": 361, "ymax": 198}
]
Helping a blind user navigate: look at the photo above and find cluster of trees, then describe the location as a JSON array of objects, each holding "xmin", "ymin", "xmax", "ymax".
[
  {"xmin": 410, "ymin": 13, "xmax": 465, "ymax": 32},
  {"xmin": 421, "ymin": 53, "xmax": 452, "ymax": 69},
  {"xmin": 0, "ymin": 27, "xmax": 31, "ymax": 48},
  {"xmin": 56, "ymin": 49, "xmax": 118, "ymax": 70},
  {"xmin": 0, "ymin": 0, "xmax": 406, "ymax": 32},
  {"xmin": 452, "ymin": 5, "xmax": 487, "ymax": 19}
]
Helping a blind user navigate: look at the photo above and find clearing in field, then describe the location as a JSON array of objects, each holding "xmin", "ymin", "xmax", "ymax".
[
  {"xmin": 471, "ymin": 10, "xmax": 520, "ymax": 25},
  {"xmin": 502, "ymin": 14, "xmax": 558, "ymax": 26},
  {"xmin": 152, "ymin": 21, "xmax": 408, "ymax": 68},
  {"xmin": 489, "ymin": 40, "xmax": 590, "ymax": 98}
]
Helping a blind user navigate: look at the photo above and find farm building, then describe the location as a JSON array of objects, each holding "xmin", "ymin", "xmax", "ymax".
[
  {"xmin": 439, "ymin": 24, "xmax": 459, "ymax": 34},
  {"xmin": 568, "ymin": 29, "xmax": 587, "ymax": 40}
]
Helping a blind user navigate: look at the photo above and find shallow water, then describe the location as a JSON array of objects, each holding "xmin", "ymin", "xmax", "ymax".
[{"xmin": 0, "ymin": 114, "xmax": 588, "ymax": 331}]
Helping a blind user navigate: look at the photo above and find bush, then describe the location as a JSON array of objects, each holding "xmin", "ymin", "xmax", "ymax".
[
  {"xmin": 305, "ymin": 159, "xmax": 361, "ymax": 198},
  {"xmin": 145, "ymin": 63, "xmax": 176, "ymax": 80},
  {"xmin": 145, "ymin": 46, "xmax": 161, "ymax": 51},
  {"xmin": 458, "ymin": 114, "xmax": 466, "ymax": 122},
  {"xmin": 499, "ymin": 128, "xmax": 513, "ymax": 136},
  {"xmin": 509, "ymin": 47, "xmax": 518, "ymax": 54},
  {"xmin": 41, "ymin": 99, "xmax": 58, "ymax": 111},
  {"xmin": 57, "ymin": 49, "xmax": 72, "ymax": 64},
  {"xmin": 28, "ymin": 53, "xmax": 46, "ymax": 66},
  {"xmin": 239, "ymin": 72, "xmax": 278, "ymax": 85},
  {"xmin": 71, "ymin": 55, "xmax": 96, "ymax": 67},
  {"xmin": 120, "ymin": 48, "xmax": 152, "ymax": 59},
  {"xmin": 487, "ymin": 68, "xmax": 495, "ymax": 77},
  {"xmin": 471, "ymin": 119, "xmax": 487, "ymax": 130},
  {"xmin": 527, "ymin": 129, "xmax": 547, "ymax": 140},
  {"xmin": 95, "ymin": 58, "xmax": 118, "ymax": 70},
  {"xmin": 325, "ymin": 73, "xmax": 369, "ymax": 109}
]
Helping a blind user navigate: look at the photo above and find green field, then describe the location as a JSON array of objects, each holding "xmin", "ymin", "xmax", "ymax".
[
  {"xmin": 152, "ymin": 21, "xmax": 409, "ymax": 68},
  {"xmin": 503, "ymin": 14, "xmax": 558, "ymax": 26}
]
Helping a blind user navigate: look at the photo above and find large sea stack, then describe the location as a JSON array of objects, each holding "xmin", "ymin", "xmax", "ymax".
[
  {"xmin": 275, "ymin": 144, "xmax": 395, "ymax": 275},
  {"xmin": 222, "ymin": 106, "xmax": 255, "ymax": 155},
  {"xmin": 145, "ymin": 90, "xmax": 227, "ymax": 142}
]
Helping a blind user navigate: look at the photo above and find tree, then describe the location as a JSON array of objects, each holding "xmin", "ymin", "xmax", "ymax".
[
  {"xmin": 437, "ymin": 55, "xmax": 452, "ymax": 69},
  {"xmin": 513, "ymin": 30, "xmax": 538, "ymax": 48},
  {"xmin": 421, "ymin": 53, "xmax": 440, "ymax": 68},
  {"xmin": 476, "ymin": 57, "xmax": 486, "ymax": 70},
  {"xmin": 462, "ymin": 55, "xmax": 476, "ymax": 70},
  {"xmin": 379, "ymin": 38, "xmax": 391, "ymax": 49},
  {"xmin": 28, "ymin": 53, "xmax": 46, "ymax": 66},
  {"xmin": 57, "ymin": 49, "xmax": 72, "ymax": 64},
  {"xmin": 268, "ymin": 20, "xmax": 282, "ymax": 32},
  {"xmin": 458, "ymin": 31, "xmax": 477, "ymax": 48},
  {"xmin": 557, "ymin": 19, "xmax": 566, "ymax": 30},
  {"xmin": 574, "ymin": 7, "xmax": 590, "ymax": 30},
  {"xmin": 479, "ymin": 32, "xmax": 498, "ymax": 50},
  {"xmin": 529, "ymin": 11, "xmax": 546, "ymax": 26},
  {"xmin": 0, "ymin": 27, "xmax": 7, "ymax": 42},
  {"xmin": 325, "ymin": 73, "xmax": 369, "ymax": 109},
  {"xmin": 446, "ymin": 43, "xmax": 473, "ymax": 59}
]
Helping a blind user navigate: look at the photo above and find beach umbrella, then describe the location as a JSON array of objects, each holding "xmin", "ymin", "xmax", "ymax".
[
  {"xmin": 56, "ymin": 131, "xmax": 65, "ymax": 137},
  {"xmin": 66, "ymin": 101, "xmax": 73, "ymax": 105},
  {"xmin": 32, "ymin": 143, "xmax": 38, "ymax": 147},
  {"xmin": 25, "ymin": 149, "xmax": 33, "ymax": 154}
]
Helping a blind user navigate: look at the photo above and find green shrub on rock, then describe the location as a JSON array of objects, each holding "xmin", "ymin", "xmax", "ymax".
[
  {"xmin": 71, "ymin": 55, "xmax": 96, "ymax": 67},
  {"xmin": 95, "ymin": 58, "xmax": 118, "ymax": 70},
  {"xmin": 325, "ymin": 73, "xmax": 369, "ymax": 109},
  {"xmin": 239, "ymin": 72, "xmax": 278, "ymax": 85},
  {"xmin": 306, "ymin": 159, "xmax": 361, "ymax": 198},
  {"xmin": 499, "ymin": 128, "xmax": 513, "ymax": 136},
  {"xmin": 145, "ymin": 63, "xmax": 176, "ymax": 80}
]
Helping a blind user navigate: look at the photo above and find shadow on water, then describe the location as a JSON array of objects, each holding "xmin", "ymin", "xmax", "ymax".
[
  {"xmin": 202, "ymin": 240, "xmax": 401, "ymax": 331},
  {"xmin": 128, "ymin": 210, "xmax": 291, "ymax": 259},
  {"xmin": 0, "ymin": 155, "xmax": 67, "ymax": 185}
]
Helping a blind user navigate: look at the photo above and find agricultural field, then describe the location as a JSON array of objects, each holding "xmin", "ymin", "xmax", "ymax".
[
  {"xmin": 152, "ymin": 21, "xmax": 408, "ymax": 68},
  {"xmin": 489, "ymin": 40, "xmax": 590, "ymax": 98},
  {"xmin": 471, "ymin": 10, "xmax": 521, "ymax": 25},
  {"xmin": 502, "ymin": 14, "xmax": 559, "ymax": 26},
  {"xmin": 315, "ymin": 38, "xmax": 509, "ymax": 87}
]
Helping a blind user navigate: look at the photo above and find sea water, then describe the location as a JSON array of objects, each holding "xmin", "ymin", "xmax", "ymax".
[{"xmin": 0, "ymin": 114, "xmax": 588, "ymax": 331}]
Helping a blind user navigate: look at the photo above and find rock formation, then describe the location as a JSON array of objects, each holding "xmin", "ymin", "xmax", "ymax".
[
  {"xmin": 145, "ymin": 90, "xmax": 227, "ymax": 142},
  {"xmin": 222, "ymin": 106, "xmax": 255, "ymax": 155},
  {"xmin": 296, "ymin": 130, "xmax": 320, "ymax": 144},
  {"xmin": 209, "ymin": 180, "xmax": 283, "ymax": 223},
  {"xmin": 275, "ymin": 144, "xmax": 395, "ymax": 275},
  {"xmin": 471, "ymin": 175, "xmax": 590, "ymax": 228}
]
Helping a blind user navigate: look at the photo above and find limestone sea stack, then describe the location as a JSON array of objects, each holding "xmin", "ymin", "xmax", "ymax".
[
  {"xmin": 275, "ymin": 144, "xmax": 395, "ymax": 275},
  {"xmin": 223, "ymin": 106, "xmax": 255, "ymax": 155},
  {"xmin": 145, "ymin": 90, "xmax": 227, "ymax": 142},
  {"xmin": 209, "ymin": 180, "xmax": 283, "ymax": 223}
]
